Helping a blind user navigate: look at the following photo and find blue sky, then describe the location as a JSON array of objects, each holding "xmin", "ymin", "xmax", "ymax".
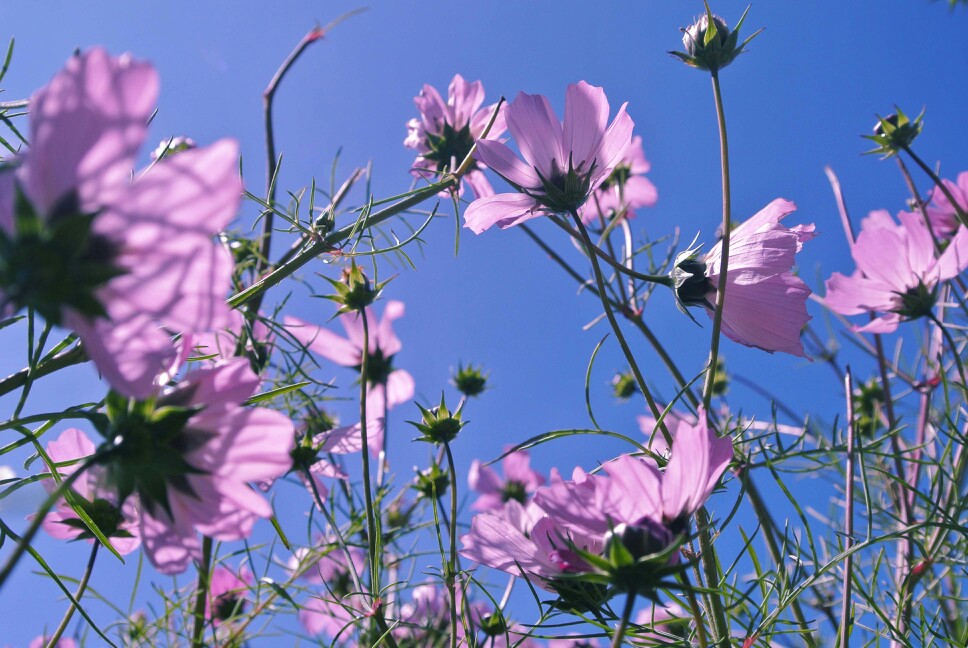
[{"xmin": 0, "ymin": 1, "xmax": 966, "ymax": 645}]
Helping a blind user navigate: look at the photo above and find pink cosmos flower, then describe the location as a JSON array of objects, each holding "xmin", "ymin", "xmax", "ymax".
[
  {"xmin": 39, "ymin": 428, "xmax": 140, "ymax": 554},
  {"xmin": 295, "ymin": 542, "xmax": 368, "ymax": 638},
  {"xmin": 468, "ymin": 448, "xmax": 546, "ymax": 512},
  {"xmin": 464, "ymin": 81, "xmax": 634, "ymax": 233},
  {"xmin": 105, "ymin": 357, "xmax": 294, "ymax": 574},
  {"xmin": 206, "ymin": 563, "xmax": 253, "ymax": 624},
  {"xmin": 825, "ymin": 210, "xmax": 968, "ymax": 333},
  {"xmin": 404, "ymin": 74, "xmax": 507, "ymax": 199},
  {"xmin": 0, "ymin": 48, "xmax": 240, "ymax": 398},
  {"xmin": 284, "ymin": 300, "xmax": 415, "ymax": 454},
  {"xmin": 673, "ymin": 198, "xmax": 815, "ymax": 357},
  {"xmin": 926, "ymin": 171, "xmax": 968, "ymax": 239},
  {"xmin": 579, "ymin": 135, "xmax": 657, "ymax": 225}
]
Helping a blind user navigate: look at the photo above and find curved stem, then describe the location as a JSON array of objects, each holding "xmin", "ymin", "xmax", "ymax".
[
  {"xmin": 0, "ymin": 344, "xmax": 86, "ymax": 399},
  {"xmin": 46, "ymin": 542, "xmax": 99, "ymax": 648},
  {"xmin": 902, "ymin": 146, "xmax": 968, "ymax": 227},
  {"xmin": 702, "ymin": 71, "xmax": 731, "ymax": 412},
  {"xmin": 839, "ymin": 369, "xmax": 856, "ymax": 648},
  {"xmin": 611, "ymin": 592, "xmax": 636, "ymax": 648},
  {"xmin": 569, "ymin": 211, "xmax": 671, "ymax": 447},
  {"xmin": 551, "ymin": 216, "xmax": 673, "ymax": 286},
  {"xmin": 190, "ymin": 536, "xmax": 213, "ymax": 648},
  {"xmin": 679, "ymin": 572, "xmax": 709, "ymax": 648}
]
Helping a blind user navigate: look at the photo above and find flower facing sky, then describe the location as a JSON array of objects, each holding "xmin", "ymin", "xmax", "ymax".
[
  {"xmin": 404, "ymin": 74, "xmax": 507, "ymax": 199},
  {"xmin": 464, "ymin": 81, "xmax": 634, "ymax": 233},
  {"xmin": 102, "ymin": 357, "xmax": 294, "ymax": 574},
  {"xmin": 284, "ymin": 300, "xmax": 415, "ymax": 454},
  {"xmin": 0, "ymin": 48, "xmax": 241, "ymax": 398},
  {"xmin": 468, "ymin": 448, "xmax": 546, "ymax": 512},
  {"xmin": 672, "ymin": 198, "xmax": 815, "ymax": 357},
  {"xmin": 825, "ymin": 209, "xmax": 968, "ymax": 333}
]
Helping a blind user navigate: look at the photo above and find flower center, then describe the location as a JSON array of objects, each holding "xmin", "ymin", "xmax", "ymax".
[
  {"xmin": 423, "ymin": 122, "xmax": 477, "ymax": 173},
  {"xmin": 356, "ymin": 348, "xmax": 393, "ymax": 387},
  {"xmin": 892, "ymin": 280, "xmax": 937, "ymax": 320},
  {"xmin": 500, "ymin": 479, "xmax": 528, "ymax": 504},
  {"xmin": 0, "ymin": 183, "xmax": 125, "ymax": 324}
]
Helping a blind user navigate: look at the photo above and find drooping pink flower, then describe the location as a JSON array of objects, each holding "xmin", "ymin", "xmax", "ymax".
[
  {"xmin": 825, "ymin": 209, "xmax": 968, "ymax": 333},
  {"xmin": 926, "ymin": 171, "xmax": 968, "ymax": 239},
  {"xmin": 468, "ymin": 448, "xmax": 546, "ymax": 512},
  {"xmin": 206, "ymin": 563, "xmax": 253, "ymax": 624},
  {"xmin": 579, "ymin": 135, "xmax": 657, "ymax": 225},
  {"xmin": 404, "ymin": 74, "xmax": 507, "ymax": 199},
  {"xmin": 103, "ymin": 357, "xmax": 294, "ymax": 574},
  {"xmin": 284, "ymin": 300, "xmax": 415, "ymax": 454},
  {"xmin": 39, "ymin": 428, "xmax": 140, "ymax": 554},
  {"xmin": 464, "ymin": 81, "xmax": 634, "ymax": 233},
  {"xmin": 0, "ymin": 48, "xmax": 240, "ymax": 398},
  {"xmin": 672, "ymin": 198, "xmax": 815, "ymax": 357}
]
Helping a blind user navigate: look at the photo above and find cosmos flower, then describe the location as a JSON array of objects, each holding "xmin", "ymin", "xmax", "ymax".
[
  {"xmin": 206, "ymin": 563, "xmax": 253, "ymax": 625},
  {"xmin": 926, "ymin": 170, "xmax": 968, "ymax": 239},
  {"xmin": 825, "ymin": 209, "xmax": 968, "ymax": 333},
  {"xmin": 464, "ymin": 81, "xmax": 633, "ymax": 233},
  {"xmin": 404, "ymin": 74, "xmax": 506, "ymax": 199},
  {"xmin": 0, "ymin": 48, "xmax": 240, "ymax": 398},
  {"xmin": 284, "ymin": 301, "xmax": 415, "ymax": 454},
  {"xmin": 101, "ymin": 357, "xmax": 294, "ymax": 574},
  {"xmin": 672, "ymin": 198, "xmax": 815, "ymax": 357},
  {"xmin": 468, "ymin": 448, "xmax": 546, "ymax": 512},
  {"xmin": 39, "ymin": 428, "xmax": 140, "ymax": 555},
  {"xmin": 294, "ymin": 542, "xmax": 368, "ymax": 638}
]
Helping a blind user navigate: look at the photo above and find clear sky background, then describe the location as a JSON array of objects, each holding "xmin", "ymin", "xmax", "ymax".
[{"xmin": 0, "ymin": 1, "xmax": 966, "ymax": 645}]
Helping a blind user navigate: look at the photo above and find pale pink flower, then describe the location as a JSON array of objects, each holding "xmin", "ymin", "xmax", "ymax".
[
  {"xmin": 579, "ymin": 135, "xmax": 657, "ymax": 225},
  {"xmin": 468, "ymin": 448, "xmax": 546, "ymax": 512},
  {"xmin": 288, "ymin": 539, "xmax": 366, "ymax": 585},
  {"xmin": 405, "ymin": 74, "xmax": 507, "ymax": 199},
  {"xmin": 926, "ymin": 171, "xmax": 968, "ymax": 239},
  {"xmin": 0, "ymin": 48, "xmax": 240, "ymax": 398},
  {"xmin": 28, "ymin": 638, "xmax": 76, "ymax": 648},
  {"xmin": 206, "ymin": 563, "xmax": 253, "ymax": 624},
  {"xmin": 284, "ymin": 300, "xmax": 415, "ymax": 454},
  {"xmin": 109, "ymin": 357, "xmax": 294, "ymax": 574},
  {"xmin": 674, "ymin": 198, "xmax": 815, "ymax": 357},
  {"xmin": 825, "ymin": 209, "xmax": 968, "ymax": 333},
  {"xmin": 296, "ymin": 542, "xmax": 367, "ymax": 639},
  {"xmin": 464, "ymin": 81, "xmax": 633, "ymax": 233},
  {"xmin": 39, "ymin": 428, "xmax": 140, "ymax": 554}
]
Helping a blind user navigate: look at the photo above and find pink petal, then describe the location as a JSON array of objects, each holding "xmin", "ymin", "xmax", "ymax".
[
  {"xmin": 284, "ymin": 315, "xmax": 361, "ymax": 367},
  {"xmin": 661, "ymin": 410, "xmax": 733, "ymax": 519},
  {"xmin": 183, "ymin": 357, "xmax": 262, "ymax": 410},
  {"xmin": 474, "ymin": 139, "xmax": 542, "ymax": 190},
  {"xmin": 139, "ymin": 507, "xmax": 202, "ymax": 575},
  {"xmin": 563, "ymin": 81, "xmax": 609, "ymax": 167},
  {"xmin": 464, "ymin": 192, "xmax": 541, "ymax": 234},
  {"xmin": 386, "ymin": 369, "xmax": 415, "ymax": 408},
  {"xmin": 505, "ymin": 91, "xmax": 563, "ymax": 178},
  {"xmin": 376, "ymin": 300, "xmax": 405, "ymax": 356},
  {"xmin": 25, "ymin": 48, "xmax": 157, "ymax": 214}
]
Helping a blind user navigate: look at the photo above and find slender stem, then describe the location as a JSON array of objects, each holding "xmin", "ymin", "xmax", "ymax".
[
  {"xmin": 0, "ymin": 344, "xmax": 86, "ymax": 399},
  {"xmin": 45, "ymin": 543, "xmax": 99, "ymax": 648},
  {"xmin": 611, "ymin": 592, "xmax": 636, "ymax": 648},
  {"xmin": 550, "ymin": 216, "xmax": 673, "ymax": 286},
  {"xmin": 695, "ymin": 508, "xmax": 731, "ymax": 648},
  {"xmin": 569, "ymin": 211, "xmax": 671, "ymax": 447},
  {"xmin": 839, "ymin": 369, "xmax": 856, "ymax": 648},
  {"xmin": 190, "ymin": 536, "xmax": 214, "ymax": 648},
  {"xmin": 929, "ymin": 311, "xmax": 967, "ymax": 388},
  {"xmin": 902, "ymin": 146, "xmax": 968, "ymax": 227},
  {"xmin": 0, "ymin": 456, "xmax": 93, "ymax": 590},
  {"xmin": 358, "ymin": 311, "xmax": 381, "ymax": 600},
  {"xmin": 258, "ymin": 26, "xmax": 327, "ymax": 279},
  {"xmin": 702, "ymin": 71, "xmax": 731, "ymax": 411},
  {"xmin": 443, "ymin": 442, "xmax": 459, "ymax": 648},
  {"xmin": 679, "ymin": 572, "xmax": 710, "ymax": 648}
]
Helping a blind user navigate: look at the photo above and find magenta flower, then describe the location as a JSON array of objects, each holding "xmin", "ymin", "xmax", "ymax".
[
  {"xmin": 404, "ymin": 74, "xmax": 507, "ymax": 199},
  {"xmin": 579, "ymin": 135, "xmax": 657, "ymax": 225},
  {"xmin": 468, "ymin": 448, "xmax": 546, "ymax": 511},
  {"xmin": 825, "ymin": 210, "xmax": 968, "ymax": 333},
  {"xmin": 464, "ymin": 81, "xmax": 634, "ymax": 233},
  {"xmin": 0, "ymin": 48, "xmax": 240, "ymax": 398},
  {"xmin": 101, "ymin": 357, "xmax": 294, "ymax": 574},
  {"xmin": 926, "ymin": 171, "xmax": 968, "ymax": 239},
  {"xmin": 39, "ymin": 428, "xmax": 140, "ymax": 554},
  {"xmin": 672, "ymin": 198, "xmax": 815, "ymax": 357},
  {"xmin": 284, "ymin": 300, "xmax": 415, "ymax": 454},
  {"xmin": 206, "ymin": 563, "xmax": 253, "ymax": 624}
]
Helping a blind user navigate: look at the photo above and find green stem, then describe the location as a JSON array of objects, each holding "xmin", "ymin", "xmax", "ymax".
[
  {"xmin": 0, "ymin": 344, "xmax": 86, "ymax": 399},
  {"xmin": 696, "ymin": 508, "xmax": 731, "ymax": 648},
  {"xmin": 45, "ymin": 542, "xmax": 99, "ymax": 648},
  {"xmin": 611, "ymin": 592, "xmax": 636, "ymax": 648},
  {"xmin": 0, "ymin": 456, "xmax": 94, "ymax": 590},
  {"xmin": 190, "ymin": 536, "xmax": 213, "ymax": 648},
  {"xmin": 702, "ymin": 71, "xmax": 731, "ymax": 412},
  {"xmin": 569, "ymin": 211, "xmax": 671, "ymax": 448},
  {"xmin": 839, "ymin": 369, "xmax": 856, "ymax": 648},
  {"xmin": 358, "ymin": 311, "xmax": 382, "ymax": 603},
  {"xmin": 679, "ymin": 572, "xmax": 709, "ymax": 648},
  {"xmin": 443, "ymin": 442, "xmax": 459, "ymax": 648},
  {"xmin": 551, "ymin": 216, "xmax": 673, "ymax": 286}
]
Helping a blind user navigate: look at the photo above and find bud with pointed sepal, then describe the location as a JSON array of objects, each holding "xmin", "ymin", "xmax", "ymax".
[{"xmin": 670, "ymin": 3, "xmax": 761, "ymax": 73}]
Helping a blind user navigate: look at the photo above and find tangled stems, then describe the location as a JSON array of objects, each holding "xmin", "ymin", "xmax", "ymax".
[
  {"xmin": 0, "ymin": 455, "xmax": 95, "ymax": 590},
  {"xmin": 569, "ymin": 210, "xmax": 671, "ymax": 448}
]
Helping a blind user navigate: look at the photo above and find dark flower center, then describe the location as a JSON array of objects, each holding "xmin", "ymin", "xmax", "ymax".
[
  {"xmin": 533, "ymin": 156, "xmax": 596, "ymax": 214},
  {"xmin": 213, "ymin": 593, "xmax": 246, "ymax": 622},
  {"xmin": 0, "ymin": 183, "xmax": 125, "ymax": 324},
  {"xmin": 423, "ymin": 121, "xmax": 477, "ymax": 173},
  {"xmin": 355, "ymin": 348, "xmax": 394, "ymax": 387},
  {"xmin": 501, "ymin": 479, "xmax": 528, "ymax": 504},
  {"xmin": 893, "ymin": 280, "xmax": 937, "ymax": 320}
]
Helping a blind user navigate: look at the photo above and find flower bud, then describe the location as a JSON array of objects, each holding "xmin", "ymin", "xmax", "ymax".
[
  {"xmin": 479, "ymin": 612, "xmax": 507, "ymax": 637},
  {"xmin": 670, "ymin": 248, "xmax": 713, "ymax": 322},
  {"xmin": 864, "ymin": 107, "xmax": 924, "ymax": 158},
  {"xmin": 611, "ymin": 371, "xmax": 639, "ymax": 399},
  {"xmin": 412, "ymin": 463, "xmax": 450, "ymax": 499},
  {"xmin": 670, "ymin": 6, "xmax": 760, "ymax": 73},
  {"xmin": 409, "ymin": 394, "xmax": 466, "ymax": 445},
  {"xmin": 452, "ymin": 363, "xmax": 488, "ymax": 397}
]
